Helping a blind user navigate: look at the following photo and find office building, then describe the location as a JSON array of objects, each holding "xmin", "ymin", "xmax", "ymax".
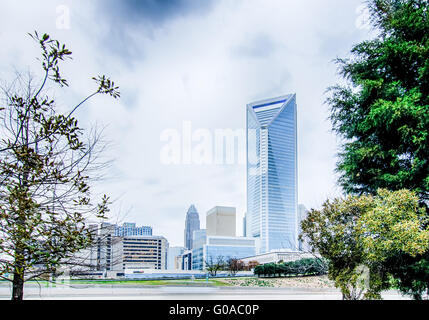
[
  {"xmin": 205, "ymin": 236, "xmax": 256, "ymax": 267},
  {"xmin": 191, "ymin": 229, "xmax": 206, "ymax": 270},
  {"xmin": 206, "ymin": 206, "xmax": 236, "ymax": 237},
  {"xmin": 184, "ymin": 204, "xmax": 200, "ymax": 250},
  {"xmin": 94, "ymin": 223, "xmax": 167, "ymax": 273},
  {"xmin": 167, "ymin": 246, "xmax": 186, "ymax": 270},
  {"xmin": 114, "ymin": 222, "xmax": 152, "ymax": 237},
  {"xmin": 112, "ymin": 235, "xmax": 169, "ymax": 271},
  {"xmin": 86, "ymin": 224, "xmax": 99, "ymax": 270},
  {"xmin": 96, "ymin": 223, "xmax": 122, "ymax": 271},
  {"xmin": 243, "ymin": 214, "xmax": 247, "ymax": 237},
  {"xmin": 174, "ymin": 255, "xmax": 183, "ymax": 270},
  {"xmin": 191, "ymin": 235, "xmax": 256, "ymax": 271},
  {"xmin": 247, "ymin": 94, "xmax": 298, "ymax": 253},
  {"xmin": 190, "ymin": 208, "xmax": 257, "ymax": 270},
  {"xmin": 181, "ymin": 250, "xmax": 193, "ymax": 271}
]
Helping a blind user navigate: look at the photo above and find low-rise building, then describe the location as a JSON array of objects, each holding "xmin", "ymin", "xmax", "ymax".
[
  {"xmin": 112, "ymin": 235, "xmax": 169, "ymax": 271},
  {"xmin": 203, "ymin": 236, "xmax": 256, "ymax": 269},
  {"xmin": 190, "ymin": 206, "xmax": 257, "ymax": 270},
  {"xmin": 240, "ymin": 250, "xmax": 316, "ymax": 265},
  {"xmin": 192, "ymin": 235, "xmax": 256, "ymax": 270},
  {"xmin": 167, "ymin": 246, "xmax": 186, "ymax": 270},
  {"xmin": 97, "ymin": 223, "xmax": 122, "ymax": 271}
]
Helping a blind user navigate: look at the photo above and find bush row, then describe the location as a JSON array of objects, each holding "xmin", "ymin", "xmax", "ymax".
[{"xmin": 254, "ymin": 258, "xmax": 328, "ymax": 277}]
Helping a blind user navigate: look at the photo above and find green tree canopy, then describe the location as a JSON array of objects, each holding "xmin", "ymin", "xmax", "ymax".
[
  {"xmin": 301, "ymin": 193, "xmax": 382, "ymax": 300},
  {"xmin": 327, "ymin": 0, "xmax": 429, "ymax": 198},
  {"xmin": 301, "ymin": 189, "xmax": 429, "ymax": 300},
  {"xmin": 358, "ymin": 188, "xmax": 429, "ymax": 261},
  {"xmin": 326, "ymin": 0, "xmax": 429, "ymax": 299}
]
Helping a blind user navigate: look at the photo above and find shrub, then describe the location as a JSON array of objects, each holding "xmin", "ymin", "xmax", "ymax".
[{"xmin": 254, "ymin": 258, "xmax": 328, "ymax": 278}]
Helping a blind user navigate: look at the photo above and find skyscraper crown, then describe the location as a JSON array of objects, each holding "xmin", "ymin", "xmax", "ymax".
[
  {"xmin": 248, "ymin": 94, "xmax": 295, "ymax": 127},
  {"xmin": 187, "ymin": 204, "xmax": 198, "ymax": 216}
]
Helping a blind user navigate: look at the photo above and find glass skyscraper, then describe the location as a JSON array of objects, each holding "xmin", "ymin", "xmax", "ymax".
[
  {"xmin": 184, "ymin": 204, "xmax": 200, "ymax": 250},
  {"xmin": 246, "ymin": 94, "xmax": 298, "ymax": 253}
]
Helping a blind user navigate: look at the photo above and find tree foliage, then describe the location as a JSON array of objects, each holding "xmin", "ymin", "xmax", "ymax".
[
  {"xmin": 301, "ymin": 189, "xmax": 429, "ymax": 299},
  {"xmin": 358, "ymin": 189, "xmax": 429, "ymax": 261},
  {"xmin": 301, "ymin": 194, "xmax": 383, "ymax": 299},
  {"xmin": 327, "ymin": 0, "xmax": 429, "ymax": 197},
  {"xmin": 0, "ymin": 32, "xmax": 119, "ymax": 300},
  {"xmin": 358, "ymin": 188, "xmax": 429, "ymax": 299},
  {"xmin": 326, "ymin": 0, "xmax": 429, "ymax": 299},
  {"xmin": 253, "ymin": 258, "xmax": 328, "ymax": 278}
]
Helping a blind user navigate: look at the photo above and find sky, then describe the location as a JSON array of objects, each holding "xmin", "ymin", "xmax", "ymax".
[{"xmin": 0, "ymin": 0, "xmax": 374, "ymax": 247}]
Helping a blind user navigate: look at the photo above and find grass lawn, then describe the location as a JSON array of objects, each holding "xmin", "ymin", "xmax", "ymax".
[
  {"xmin": 21, "ymin": 278, "xmax": 233, "ymax": 287},
  {"xmin": 0, "ymin": 276, "xmax": 337, "ymax": 288}
]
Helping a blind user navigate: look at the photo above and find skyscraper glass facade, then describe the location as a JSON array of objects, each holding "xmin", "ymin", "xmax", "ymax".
[
  {"xmin": 191, "ymin": 229, "xmax": 206, "ymax": 270},
  {"xmin": 114, "ymin": 222, "xmax": 152, "ymax": 237},
  {"xmin": 247, "ymin": 94, "xmax": 298, "ymax": 253},
  {"xmin": 184, "ymin": 205, "xmax": 200, "ymax": 250},
  {"xmin": 191, "ymin": 235, "xmax": 256, "ymax": 271},
  {"xmin": 205, "ymin": 236, "xmax": 256, "ymax": 267}
]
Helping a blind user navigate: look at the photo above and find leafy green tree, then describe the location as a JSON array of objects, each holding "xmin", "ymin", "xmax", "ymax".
[
  {"xmin": 326, "ymin": 0, "xmax": 429, "ymax": 298},
  {"xmin": 358, "ymin": 189, "xmax": 429, "ymax": 261},
  {"xmin": 0, "ymin": 32, "xmax": 119, "ymax": 300},
  {"xmin": 265, "ymin": 263, "xmax": 276, "ymax": 277},
  {"xmin": 384, "ymin": 251, "xmax": 429, "ymax": 299},
  {"xmin": 300, "ymin": 194, "xmax": 385, "ymax": 299},
  {"xmin": 278, "ymin": 262, "xmax": 289, "ymax": 276},
  {"xmin": 254, "ymin": 264, "xmax": 263, "ymax": 277},
  {"xmin": 301, "ymin": 189, "xmax": 429, "ymax": 299},
  {"xmin": 358, "ymin": 189, "xmax": 429, "ymax": 299},
  {"xmin": 327, "ymin": 0, "xmax": 428, "ymax": 197}
]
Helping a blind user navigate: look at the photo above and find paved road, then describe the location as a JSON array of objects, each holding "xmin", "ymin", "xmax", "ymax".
[{"xmin": 0, "ymin": 283, "xmax": 410, "ymax": 300}]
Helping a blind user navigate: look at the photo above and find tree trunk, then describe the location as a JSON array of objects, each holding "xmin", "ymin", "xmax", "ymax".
[{"xmin": 12, "ymin": 271, "xmax": 24, "ymax": 300}]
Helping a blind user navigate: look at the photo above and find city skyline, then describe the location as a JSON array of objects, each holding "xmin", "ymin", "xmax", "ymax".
[{"xmin": 0, "ymin": 0, "xmax": 372, "ymax": 247}]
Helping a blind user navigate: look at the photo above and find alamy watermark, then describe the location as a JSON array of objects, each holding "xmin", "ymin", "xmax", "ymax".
[
  {"xmin": 159, "ymin": 121, "xmax": 258, "ymax": 166},
  {"xmin": 56, "ymin": 5, "xmax": 71, "ymax": 30}
]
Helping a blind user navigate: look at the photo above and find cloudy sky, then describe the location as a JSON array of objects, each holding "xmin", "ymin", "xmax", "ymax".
[{"xmin": 0, "ymin": 0, "xmax": 374, "ymax": 247}]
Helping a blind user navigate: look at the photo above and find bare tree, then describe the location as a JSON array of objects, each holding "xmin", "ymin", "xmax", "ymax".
[
  {"xmin": 245, "ymin": 260, "xmax": 260, "ymax": 271},
  {"xmin": 0, "ymin": 31, "xmax": 120, "ymax": 300},
  {"xmin": 226, "ymin": 258, "xmax": 244, "ymax": 276},
  {"xmin": 205, "ymin": 255, "xmax": 225, "ymax": 277}
]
